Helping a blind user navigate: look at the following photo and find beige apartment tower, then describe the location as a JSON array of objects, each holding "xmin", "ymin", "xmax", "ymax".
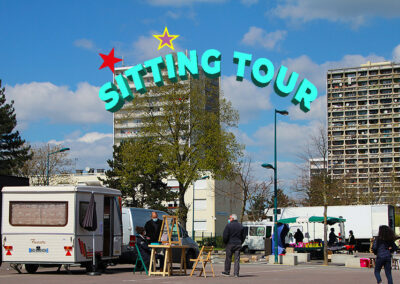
[{"xmin": 327, "ymin": 61, "xmax": 400, "ymax": 202}]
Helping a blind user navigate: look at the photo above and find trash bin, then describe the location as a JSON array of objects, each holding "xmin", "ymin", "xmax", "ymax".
[{"xmin": 264, "ymin": 238, "xmax": 272, "ymax": 255}]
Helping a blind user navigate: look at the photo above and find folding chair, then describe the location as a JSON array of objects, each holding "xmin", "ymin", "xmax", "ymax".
[
  {"xmin": 190, "ymin": 246, "xmax": 215, "ymax": 278},
  {"xmin": 133, "ymin": 243, "xmax": 148, "ymax": 275}
]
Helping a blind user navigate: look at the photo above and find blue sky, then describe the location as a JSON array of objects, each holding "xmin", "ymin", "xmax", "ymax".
[{"xmin": 1, "ymin": 0, "xmax": 400, "ymax": 189}]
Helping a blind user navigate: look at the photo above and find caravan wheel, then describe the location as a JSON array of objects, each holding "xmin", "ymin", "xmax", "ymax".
[{"xmin": 25, "ymin": 264, "xmax": 39, "ymax": 274}]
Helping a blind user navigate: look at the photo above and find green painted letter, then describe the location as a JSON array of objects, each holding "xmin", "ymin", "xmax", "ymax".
[
  {"xmin": 99, "ymin": 82, "xmax": 124, "ymax": 112},
  {"xmin": 178, "ymin": 50, "xmax": 199, "ymax": 80},
  {"xmin": 124, "ymin": 64, "xmax": 147, "ymax": 94},
  {"xmin": 144, "ymin": 56, "xmax": 165, "ymax": 87},
  {"xmin": 291, "ymin": 79, "xmax": 318, "ymax": 113},
  {"xmin": 201, "ymin": 49, "xmax": 221, "ymax": 79},
  {"xmin": 233, "ymin": 51, "xmax": 252, "ymax": 81},
  {"xmin": 251, "ymin": 58, "xmax": 274, "ymax": 87},
  {"xmin": 115, "ymin": 74, "xmax": 134, "ymax": 102},
  {"xmin": 165, "ymin": 53, "xmax": 177, "ymax": 83},
  {"xmin": 274, "ymin": 66, "xmax": 299, "ymax": 97}
]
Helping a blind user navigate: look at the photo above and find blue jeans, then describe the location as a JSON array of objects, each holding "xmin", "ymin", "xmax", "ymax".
[{"xmin": 374, "ymin": 256, "xmax": 393, "ymax": 284}]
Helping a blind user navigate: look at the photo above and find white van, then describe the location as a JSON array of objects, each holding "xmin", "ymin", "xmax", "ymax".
[
  {"xmin": 1, "ymin": 185, "xmax": 122, "ymax": 273},
  {"xmin": 120, "ymin": 207, "xmax": 199, "ymax": 267},
  {"xmin": 242, "ymin": 221, "xmax": 274, "ymax": 253}
]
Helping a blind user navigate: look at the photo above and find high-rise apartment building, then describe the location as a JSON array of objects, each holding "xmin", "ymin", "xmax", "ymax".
[
  {"xmin": 327, "ymin": 61, "xmax": 400, "ymax": 202},
  {"xmin": 113, "ymin": 65, "xmax": 219, "ymax": 145},
  {"xmin": 111, "ymin": 64, "xmax": 241, "ymax": 236}
]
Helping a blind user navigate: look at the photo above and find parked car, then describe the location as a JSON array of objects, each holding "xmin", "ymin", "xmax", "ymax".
[{"xmin": 119, "ymin": 207, "xmax": 199, "ymax": 268}]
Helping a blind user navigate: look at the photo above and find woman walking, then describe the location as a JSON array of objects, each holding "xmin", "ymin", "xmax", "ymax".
[{"xmin": 372, "ymin": 225, "xmax": 398, "ymax": 284}]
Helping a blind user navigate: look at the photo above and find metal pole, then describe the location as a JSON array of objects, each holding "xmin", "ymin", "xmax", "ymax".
[
  {"xmin": 192, "ymin": 181, "xmax": 195, "ymax": 239},
  {"xmin": 274, "ymin": 110, "xmax": 278, "ymax": 264},
  {"xmin": 46, "ymin": 153, "xmax": 50, "ymax": 186}
]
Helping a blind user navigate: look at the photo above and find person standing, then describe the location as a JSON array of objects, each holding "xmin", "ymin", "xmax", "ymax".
[
  {"xmin": 222, "ymin": 214, "xmax": 246, "ymax": 277},
  {"xmin": 294, "ymin": 229, "xmax": 304, "ymax": 244},
  {"xmin": 348, "ymin": 230, "xmax": 356, "ymax": 255},
  {"xmin": 144, "ymin": 212, "xmax": 163, "ymax": 243},
  {"xmin": 328, "ymin": 228, "xmax": 338, "ymax": 246},
  {"xmin": 372, "ymin": 225, "xmax": 398, "ymax": 284}
]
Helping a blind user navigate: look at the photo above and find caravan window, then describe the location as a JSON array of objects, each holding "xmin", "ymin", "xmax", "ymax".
[
  {"xmin": 10, "ymin": 201, "xmax": 68, "ymax": 227},
  {"xmin": 79, "ymin": 201, "xmax": 96, "ymax": 227},
  {"xmin": 250, "ymin": 226, "xmax": 265, "ymax": 237}
]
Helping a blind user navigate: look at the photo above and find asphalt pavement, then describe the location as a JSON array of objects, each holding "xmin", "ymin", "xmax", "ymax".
[{"xmin": 0, "ymin": 262, "xmax": 398, "ymax": 284}]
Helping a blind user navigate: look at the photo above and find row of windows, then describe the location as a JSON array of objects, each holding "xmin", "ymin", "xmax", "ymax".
[
  {"xmin": 328, "ymin": 68, "xmax": 400, "ymax": 79},
  {"xmin": 331, "ymin": 148, "xmax": 400, "ymax": 154}
]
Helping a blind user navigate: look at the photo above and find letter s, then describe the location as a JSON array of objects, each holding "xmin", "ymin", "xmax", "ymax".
[{"xmin": 99, "ymin": 82, "xmax": 124, "ymax": 112}]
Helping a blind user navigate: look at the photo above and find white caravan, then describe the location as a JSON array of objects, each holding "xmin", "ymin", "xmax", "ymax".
[{"xmin": 1, "ymin": 185, "xmax": 122, "ymax": 273}]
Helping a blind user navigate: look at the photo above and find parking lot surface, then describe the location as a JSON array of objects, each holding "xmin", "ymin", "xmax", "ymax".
[{"xmin": 0, "ymin": 263, "xmax": 398, "ymax": 284}]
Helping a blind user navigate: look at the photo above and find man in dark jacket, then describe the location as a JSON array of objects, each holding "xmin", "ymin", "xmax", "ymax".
[
  {"xmin": 222, "ymin": 214, "xmax": 246, "ymax": 277},
  {"xmin": 144, "ymin": 212, "xmax": 163, "ymax": 243}
]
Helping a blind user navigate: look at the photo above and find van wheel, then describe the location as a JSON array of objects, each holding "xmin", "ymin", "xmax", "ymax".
[
  {"xmin": 243, "ymin": 246, "xmax": 249, "ymax": 254},
  {"xmin": 25, "ymin": 264, "xmax": 39, "ymax": 274}
]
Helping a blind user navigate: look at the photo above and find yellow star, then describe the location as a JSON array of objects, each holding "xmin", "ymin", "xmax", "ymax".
[{"xmin": 153, "ymin": 27, "xmax": 179, "ymax": 50}]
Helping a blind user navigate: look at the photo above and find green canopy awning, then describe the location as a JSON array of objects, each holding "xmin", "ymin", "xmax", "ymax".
[
  {"xmin": 277, "ymin": 217, "xmax": 298, "ymax": 224},
  {"xmin": 278, "ymin": 216, "xmax": 346, "ymax": 225}
]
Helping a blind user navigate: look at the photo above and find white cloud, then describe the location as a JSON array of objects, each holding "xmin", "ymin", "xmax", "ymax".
[
  {"xmin": 270, "ymin": 0, "xmax": 400, "ymax": 27},
  {"xmin": 146, "ymin": 0, "xmax": 227, "ymax": 6},
  {"xmin": 48, "ymin": 131, "xmax": 113, "ymax": 170},
  {"xmin": 241, "ymin": 26, "xmax": 287, "ymax": 50},
  {"xmin": 128, "ymin": 33, "xmax": 184, "ymax": 62},
  {"xmin": 241, "ymin": 0, "xmax": 258, "ymax": 6},
  {"xmin": 6, "ymin": 82, "xmax": 111, "ymax": 128},
  {"xmin": 74, "ymin": 38, "xmax": 98, "ymax": 51},
  {"xmin": 393, "ymin": 44, "xmax": 400, "ymax": 62},
  {"xmin": 221, "ymin": 75, "xmax": 272, "ymax": 123},
  {"xmin": 253, "ymin": 121, "xmax": 322, "ymax": 156}
]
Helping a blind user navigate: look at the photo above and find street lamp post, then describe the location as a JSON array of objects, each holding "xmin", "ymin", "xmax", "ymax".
[
  {"xmin": 262, "ymin": 109, "xmax": 288, "ymax": 264},
  {"xmin": 192, "ymin": 175, "xmax": 209, "ymax": 239},
  {"xmin": 46, "ymin": 147, "xmax": 70, "ymax": 185}
]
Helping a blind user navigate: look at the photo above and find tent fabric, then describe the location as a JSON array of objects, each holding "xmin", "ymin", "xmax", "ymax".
[
  {"xmin": 278, "ymin": 216, "xmax": 346, "ymax": 225},
  {"xmin": 82, "ymin": 193, "xmax": 97, "ymax": 231}
]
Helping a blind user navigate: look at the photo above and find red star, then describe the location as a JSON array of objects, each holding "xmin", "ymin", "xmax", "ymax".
[{"xmin": 99, "ymin": 48, "xmax": 122, "ymax": 73}]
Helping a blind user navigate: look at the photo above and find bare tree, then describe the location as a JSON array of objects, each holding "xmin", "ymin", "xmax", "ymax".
[
  {"xmin": 296, "ymin": 124, "xmax": 343, "ymax": 265},
  {"xmin": 217, "ymin": 155, "xmax": 273, "ymax": 222},
  {"xmin": 20, "ymin": 144, "xmax": 73, "ymax": 185}
]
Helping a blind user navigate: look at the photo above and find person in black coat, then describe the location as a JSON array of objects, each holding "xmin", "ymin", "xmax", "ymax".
[
  {"xmin": 135, "ymin": 227, "xmax": 164, "ymax": 270},
  {"xmin": 294, "ymin": 229, "xmax": 304, "ymax": 244},
  {"xmin": 144, "ymin": 212, "xmax": 163, "ymax": 243},
  {"xmin": 348, "ymin": 230, "xmax": 356, "ymax": 255},
  {"xmin": 221, "ymin": 214, "xmax": 246, "ymax": 277},
  {"xmin": 372, "ymin": 225, "xmax": 398, "ymax": 284},
  {"xmin": 328, "ymin": 228, "xmax": 338, "ymax": 246}
]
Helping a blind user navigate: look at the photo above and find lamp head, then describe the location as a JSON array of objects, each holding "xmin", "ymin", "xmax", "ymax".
[
  {"xmin": 59, "ymin": 147, "xmax": 70, "ymax": 152},
  {"xmin": 261, "ymin": 163, "xmax": 275, "ymax": 170},
  {"xmin": 276, "ymin": 109, "xmax": 289, "ymax": 116}
]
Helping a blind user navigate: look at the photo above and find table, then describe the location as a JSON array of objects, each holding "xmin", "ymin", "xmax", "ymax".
[{"xmin": 148, "ymin": 244, "xmax": 188, "ymax": 277}]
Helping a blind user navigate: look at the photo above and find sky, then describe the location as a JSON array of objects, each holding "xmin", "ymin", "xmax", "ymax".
[{"xmin": 1, "ymin": 0, "xmax": 400, "ymax": 192}]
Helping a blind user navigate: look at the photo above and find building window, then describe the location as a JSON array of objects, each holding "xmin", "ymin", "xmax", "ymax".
[
  {"xmin": 194, "ymin": 199, "xmax": 207, "ymax": 210},
  {"xmin": 194, "ymin": 220, "xmax": 207, "ymax": 231}
]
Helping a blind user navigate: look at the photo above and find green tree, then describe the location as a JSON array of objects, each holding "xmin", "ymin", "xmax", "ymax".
[
  {"xmin": 118, "ymin": 78, "xmax": 242, "ymax": 227},
  {"xmin": 0, "ymin": 80, "xmax": 31, "ymax": 175},
  {"xmin": 101, "ymin": 139, "xmax": 177, "ymax": 211},
  {"xmin": 268, "ymin": 188, "xmax": 296, "ymax": 208}
]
